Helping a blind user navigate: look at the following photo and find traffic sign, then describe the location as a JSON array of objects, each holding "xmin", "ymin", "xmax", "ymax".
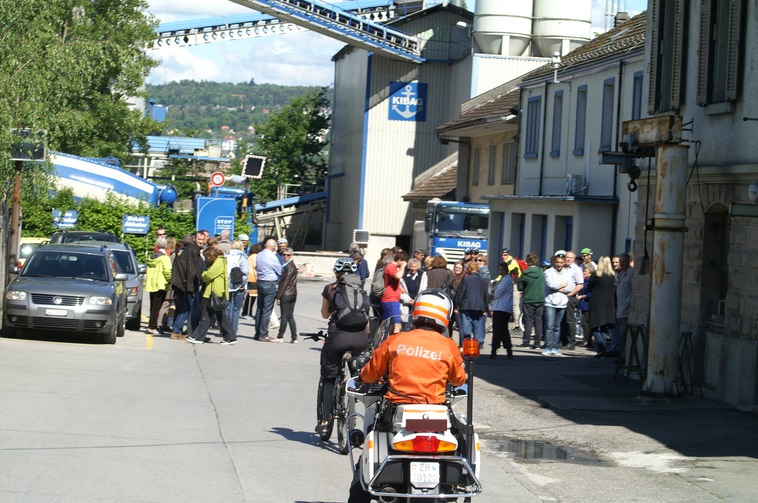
[{"xmin": 210, "ymin": 171, "xmax": 225, "ymax": 186}]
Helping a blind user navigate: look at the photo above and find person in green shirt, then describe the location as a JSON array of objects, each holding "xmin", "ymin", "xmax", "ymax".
[{"xmin": 187, "ymin": 246, "xmax": 236, "ymax": 345}]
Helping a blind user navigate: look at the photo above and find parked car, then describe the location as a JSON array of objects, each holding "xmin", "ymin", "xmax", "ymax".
[
  {"xmin": 50, "ymin": 231, "xmax": 119, "ymax": 244},
  {"xmin": 103, "ymin": 242, "xmax": 145, "ymax": 331},
  {"xmin": 3, "ymin": 243, "xmax": 128, "ymax": 344},
  {"xmin": 18, "ymin": 237, "xmax": 49, "ymax": 269}
]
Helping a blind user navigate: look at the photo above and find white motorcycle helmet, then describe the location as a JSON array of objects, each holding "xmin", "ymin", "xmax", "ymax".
[{"xmin": 412, "ymin": 289, "xmax": 453, "ymax": 331}]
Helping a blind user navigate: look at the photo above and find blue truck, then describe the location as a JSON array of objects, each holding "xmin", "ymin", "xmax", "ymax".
[{"xmin": 424, "ymin": 200, "xmax": 489, "ymax": 263}]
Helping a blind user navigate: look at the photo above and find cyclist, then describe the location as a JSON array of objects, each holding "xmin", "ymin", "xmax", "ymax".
[
  {"xmin": 316, "ymin": 257, "xmax": 371, "ymax": 436},
  {"xmin": 360, "ymin": 288, "xmax": 465, "ymax": 405}
]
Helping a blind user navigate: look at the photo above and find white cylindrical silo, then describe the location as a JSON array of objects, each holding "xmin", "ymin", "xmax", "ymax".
[
  {"xmin": 473, "ymin": 0, "xmax": 534, "ymax": 56},
  {"xmin": 532, "ymin": 0, "xmax": 592, "ymax": 57}
]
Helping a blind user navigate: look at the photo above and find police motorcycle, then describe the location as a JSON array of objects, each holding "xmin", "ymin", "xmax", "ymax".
[{"xmin": 345, "ymin": 292, "xmax": 483, "ymax": 502}]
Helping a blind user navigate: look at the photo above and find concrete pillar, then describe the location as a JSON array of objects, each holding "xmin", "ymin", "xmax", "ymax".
[{"xmin": 641, "ymin": 143, "xmax": 688, "ymax": 398}]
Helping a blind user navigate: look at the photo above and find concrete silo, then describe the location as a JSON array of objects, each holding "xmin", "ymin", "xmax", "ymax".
[
  {"xmin": 473, "ymin": 0, "xmax": 534, "ymax": 56},
  {"xmin": 532, "ymin": 0, "xmax": 592, "ymax": 57}
]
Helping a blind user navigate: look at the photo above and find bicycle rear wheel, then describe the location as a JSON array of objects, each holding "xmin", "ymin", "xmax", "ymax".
[
  {"xmin": 316, "ymin": 378, "xmax": 334, "ymax": 441},
  {"xmin": 336, "ymin": 377, "xmax": 354, "ymax": 455}
]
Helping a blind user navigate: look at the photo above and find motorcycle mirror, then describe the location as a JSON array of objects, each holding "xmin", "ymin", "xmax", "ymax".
[{"xmin": 462, "ymin": 338, "xmax": 480, "ymax": 360}]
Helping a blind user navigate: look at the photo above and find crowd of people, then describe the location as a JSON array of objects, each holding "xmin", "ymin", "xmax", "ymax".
[
  {"xmin": 142, "ymin": 228, "xmax": 300, "ymax": 345},
  {"xmin": 361, "ymin": 244, "xmax": 635, "ymax": 361},
  {"xmin": 142, "ymin": 227, "xmax": 634, "ymax": 361}
]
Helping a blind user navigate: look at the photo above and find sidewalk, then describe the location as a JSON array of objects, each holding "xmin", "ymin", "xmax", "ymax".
[{"xmin": 471, "ymin": 335, "xmax": 758, "ymax": 502}]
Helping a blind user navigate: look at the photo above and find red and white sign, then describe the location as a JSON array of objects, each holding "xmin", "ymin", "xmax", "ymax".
[{"xmin": 210, "ymin": 171, "xmax": 225, "ymax": 187}]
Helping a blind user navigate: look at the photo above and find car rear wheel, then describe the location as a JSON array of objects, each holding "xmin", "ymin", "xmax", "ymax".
[{"xmin": 125, "ymin": 305, "xmax": 141, "ymax": 331}]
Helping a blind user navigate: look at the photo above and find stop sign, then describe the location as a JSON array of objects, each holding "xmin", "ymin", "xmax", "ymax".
[{"xmin": 210, "ymin": 171, "xmax": 225, "ymax": 187}]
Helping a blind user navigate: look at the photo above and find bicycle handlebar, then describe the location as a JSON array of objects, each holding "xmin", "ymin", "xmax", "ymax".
[{"xmin": 299, "ymin": 330, "xmax": 327, "ymax": 341}]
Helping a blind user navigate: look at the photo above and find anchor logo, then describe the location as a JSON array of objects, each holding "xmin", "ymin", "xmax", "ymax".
[
  {"xmin": 389, "ymin": 82, "xmax": 427, "ymax": 122},
  {"xmin": 392, "ymin": 85, "xmax": 420, "ymax": 119}
]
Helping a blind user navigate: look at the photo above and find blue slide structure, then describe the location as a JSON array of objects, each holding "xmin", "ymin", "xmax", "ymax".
[{"xmin": 50, "ymin": 152, "xmax": 177, "ymax": 206}]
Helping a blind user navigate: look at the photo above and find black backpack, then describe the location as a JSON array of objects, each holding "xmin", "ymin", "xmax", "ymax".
[
  {"xmin": 332, "ymin": 273, "xmax": 370, "ymax": 331},
  {"xmin": 230, "ymin": 266, "xmax": 244, "ymax": 287}
]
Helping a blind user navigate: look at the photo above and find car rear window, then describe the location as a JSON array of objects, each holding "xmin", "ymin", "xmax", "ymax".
[{"xmin": 111, "ymin": 250, "xmax": 136, "ymax": 274}]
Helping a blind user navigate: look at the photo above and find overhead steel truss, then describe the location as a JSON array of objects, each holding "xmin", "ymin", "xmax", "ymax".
[{"xmin": 154, "ymin": 0, "xmax": 423, "ymax": 63}]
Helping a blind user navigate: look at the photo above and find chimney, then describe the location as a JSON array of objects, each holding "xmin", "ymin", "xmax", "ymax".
[{"xmin": 614, "ymin": 12, "xmax": 630, "ymax": 27}]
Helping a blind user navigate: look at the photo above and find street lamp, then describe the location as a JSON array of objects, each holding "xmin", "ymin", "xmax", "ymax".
[{"xmin": 552, "ymin": 51, "xmax": 561, "ymax": 83}]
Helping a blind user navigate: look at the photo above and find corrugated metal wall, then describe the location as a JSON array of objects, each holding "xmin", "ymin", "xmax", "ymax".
[
  {"xmin": 471, "ymin": 55, "xmax": 549, "ymax": 96},
  {"xmin": 326, "ymin": 7, "xmax": 474, "ymax": 251}
]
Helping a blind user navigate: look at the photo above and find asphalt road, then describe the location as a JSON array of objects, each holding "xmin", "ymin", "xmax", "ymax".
[{"xmin": 1, "ymin": 276, "xmax": 757, "ymax": 502}]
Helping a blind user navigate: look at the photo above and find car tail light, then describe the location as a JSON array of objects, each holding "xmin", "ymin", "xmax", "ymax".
[{"xmin": 393, "ymin": 435, "xmax": 456, "ymax": 453}]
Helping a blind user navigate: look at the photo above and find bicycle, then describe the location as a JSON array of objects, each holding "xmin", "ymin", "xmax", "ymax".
[{"xmin": 301, "ymin": 330, "xmax": 362, "ymax": 455}]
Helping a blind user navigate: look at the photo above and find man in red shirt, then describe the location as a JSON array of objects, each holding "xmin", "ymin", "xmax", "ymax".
[{"xmin": 380, "ymin": 250, "xmax": 408, "ymax": 334}]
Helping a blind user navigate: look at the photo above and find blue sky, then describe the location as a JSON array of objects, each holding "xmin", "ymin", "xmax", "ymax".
[{"xmin": 146, "ymin": 0, "xmax": 648, "ymax": 86}]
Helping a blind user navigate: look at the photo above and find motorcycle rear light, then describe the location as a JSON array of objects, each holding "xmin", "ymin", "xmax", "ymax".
[{"xmin": 393, "ymin": 435, "xmax": 456, "ymax": 453}]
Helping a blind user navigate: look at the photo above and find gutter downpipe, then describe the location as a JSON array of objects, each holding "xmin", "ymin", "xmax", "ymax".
[
  {"xmin": 610, "ymin": 60, "xmax": 624, "ymax": 253},
  {"xmin": 538, "ymin": 81, "xmax": 549, "ymax": 196}
]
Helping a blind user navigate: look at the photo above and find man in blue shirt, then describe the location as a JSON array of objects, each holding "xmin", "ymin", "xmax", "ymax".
[{"xmin": 255, "ymin": 236, "xmax": 282, "ymax": 341}]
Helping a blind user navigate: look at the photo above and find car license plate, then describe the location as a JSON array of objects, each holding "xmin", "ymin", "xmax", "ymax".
[
  {"xmin": 410, "ymin": 461, "xmax": 439, "ymax": 488},
  {"xmin": 45, "ymin": 309, "xmax": 68, "ymax": 317}
]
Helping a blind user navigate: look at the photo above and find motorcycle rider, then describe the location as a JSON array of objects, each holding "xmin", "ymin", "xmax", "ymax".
[
  {"xmin": 349, "ymin": 289, "xmax": 466, "ymax": 502},
  {"xmin": 316, "ymin": 257, "xmax": 371, "ymax": 436},
  {"xmin": 361, "ymin": 288, "xmax": 465, "ymax": 405}
]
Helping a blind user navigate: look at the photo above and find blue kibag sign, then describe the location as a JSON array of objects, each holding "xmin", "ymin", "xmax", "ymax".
[{"xmin": 388, "ymin": 81, "xmax": 427, "ymax": 122}]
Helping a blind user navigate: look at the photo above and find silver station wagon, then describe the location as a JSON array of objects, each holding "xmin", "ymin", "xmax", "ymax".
[{"xmin": 3, "ymin": 243, "xmax": 128, "ymax": 344}]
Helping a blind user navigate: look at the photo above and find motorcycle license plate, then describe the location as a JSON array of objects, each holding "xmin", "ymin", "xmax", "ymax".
[{"xmin": 410, "ymin": 461, "xmax": 439, "ymax": 488}]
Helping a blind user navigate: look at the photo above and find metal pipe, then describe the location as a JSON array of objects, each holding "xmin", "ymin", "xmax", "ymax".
[{"xmin": 641, "ymin": 143, "xmax": 688, "ymax": 398}]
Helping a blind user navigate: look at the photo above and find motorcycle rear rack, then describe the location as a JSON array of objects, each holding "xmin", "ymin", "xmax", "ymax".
[{"xmin": 360, "ymin": 453, "xmax": 483, "ymax": 499}]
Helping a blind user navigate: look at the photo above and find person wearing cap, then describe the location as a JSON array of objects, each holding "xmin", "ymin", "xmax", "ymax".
[
  {"xmin": 518, "ymin": 253, "xmax": 546, "ymax": 348},
  {"xmin": 238, "ymin": 233, "xmax": 250, "ymax": 253},
  {"xmin": 543, "ymin": 250, "xmax": 576, "ymax": 356},
  {"xmin": 581, "ymin": 248, "xmax": 597, "ymax": 270},
  {"xmin": 561, "ymin": 250, "xmax": 585, "ymax": 350},
  {"xmin": 501, "ymin": 248, "xmax": 523, "ymax": 334},
  {"xmin": 276, "ymin": 238, "xmax": 289, "ymax": 265}
]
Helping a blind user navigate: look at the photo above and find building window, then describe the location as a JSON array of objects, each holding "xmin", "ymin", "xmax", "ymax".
[
  {"xmin": 472, "ymin": 147, "xmax": 481, "ymax": 186},
  {"xmin": 487, "ymin": 144, "xmax": 497, "ymax": 185},
  {"xmin": 648, "ymin": 0, "xmax": 686, "ymax": 114},
  {"xmin": 697, "ymin": 0, "xmax": 745, "ymax": 106},
  {"xmin": 524, "ymin": 96, "xmax": 541, "ymax": 158},
  {"xmin": 573, "ymin": 85, "xmax": 587, "ymax": 155},
  {"xmin": 501, "ymin": 142, "xmax": 516, "ymax": 184},
  {"xmin": 550, "ymin": 91, "xmax": 563, "ymax": 157},
  {"xmin": 600, "ymin": 78, "xmax": 615, "ymax": 151},
  {"xmin": 632, "ymin": 71, "xmax": 643, "ymax": 119}
]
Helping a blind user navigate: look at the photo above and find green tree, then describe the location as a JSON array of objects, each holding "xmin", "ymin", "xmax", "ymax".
[
  {"xmin": 0, "ymin": 0, "xmax": 159, "ymax": 182},
  {"xmin": 248, "ymin": 88, "xmax": 330, "ymax": 199}
]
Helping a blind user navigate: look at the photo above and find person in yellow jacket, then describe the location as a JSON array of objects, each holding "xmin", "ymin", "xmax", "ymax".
[
  {"xmin": 187, "ymin": 247, "xmax": 236, "ymax": 345},
  {"xmin": 144, "ymin": 236, "xmax": 172, "ymax": 334}
]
